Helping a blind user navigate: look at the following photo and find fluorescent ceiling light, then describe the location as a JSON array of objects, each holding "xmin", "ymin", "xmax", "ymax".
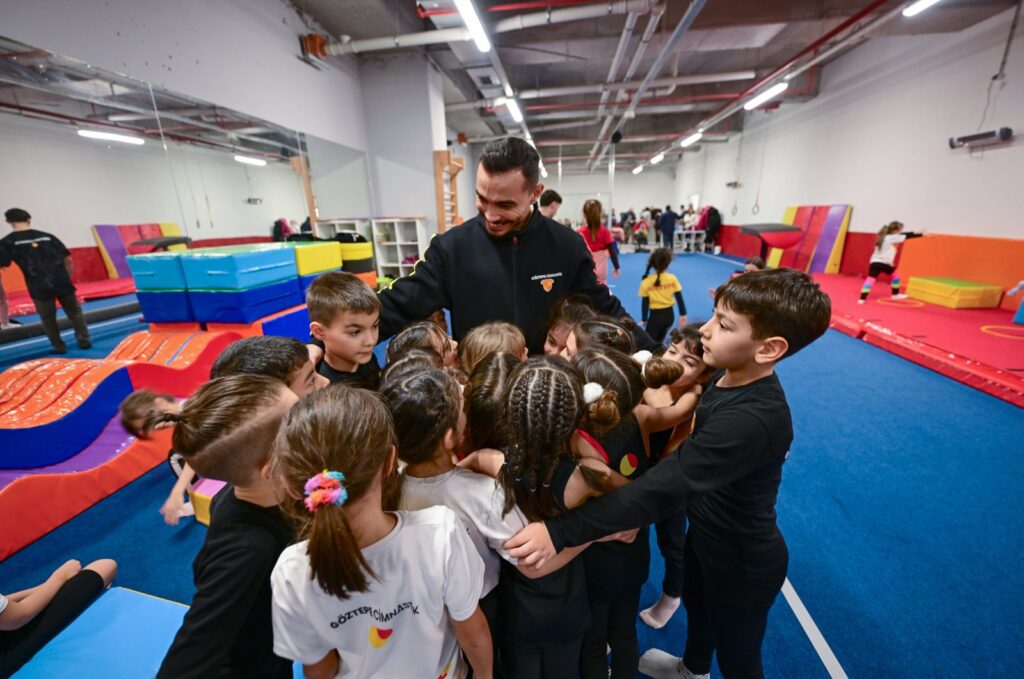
[
  {"xmin": 903, "ymin": 0, "xmax": 942, "ymax": 17},
  {"xmin": 505, "ymin": 98, "xmax": 524, "ymax": 123},
  {"xmin": 504, "ymin": 84, "xmax": 514, "ymax": 98},
  {"xmin": 77, "ymin": 129, "xmax": 144, "ymax": 145},
  {"xmin": 650, "ymin": 152, "xmax": 665, "ymax": 165},
  {"xmin": 680, "ymin": 132, "xmax": 703, "ymax": 148},
  {"xmin": 632, "ymin": 165, "xmax": 644, "ymax": 175},
  {"xmin": 493, "ymin": 96, "xmax": 507, "ymax": 107},
  {"xmin": 744, "ymin": 82, "xmax": 788, "ymax": 111},
  {"xmin": 234, "ymin": 154, "xmax": 268, "ymax": 167},
  {"xmin": 453, "ymin": 0, "xmax": 491, "ymax": 53},
  {"xmin": 540, "ymin": 162, "xmax": 548, "ymax": 179}
]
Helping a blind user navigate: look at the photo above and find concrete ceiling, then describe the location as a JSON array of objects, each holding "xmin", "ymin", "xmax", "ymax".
[{"xmin": 297, "ymin": 0, "xmax": 1014, "ymax": 168}]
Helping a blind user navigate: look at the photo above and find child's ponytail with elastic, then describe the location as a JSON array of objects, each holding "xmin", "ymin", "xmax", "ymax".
[
  {"xmin": 273, "ymin": 387, "xmax": 397, "ymax": 599},
  {"xmin": 585, "ymin": 387, "xmax": 622, "ymax": 436},
  {"xmin": 640, "ymin": 356, "xmax": 684, "ymax": 388}
]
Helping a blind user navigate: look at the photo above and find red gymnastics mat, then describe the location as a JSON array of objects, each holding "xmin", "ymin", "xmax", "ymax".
[{"xmin": 815, "ymin": 274, "xmax": 1024, "ymax": 407}]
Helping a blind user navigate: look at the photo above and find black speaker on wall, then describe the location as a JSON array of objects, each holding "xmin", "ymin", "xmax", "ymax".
[{"xmin": 611, "ymin": 131, "xmax": 623, "ymax": 144}]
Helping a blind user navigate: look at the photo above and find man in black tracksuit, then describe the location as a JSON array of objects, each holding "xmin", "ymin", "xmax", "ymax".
[{"xmin": 377, "ymin": 137, "xmax": 653, "ymax": 354}]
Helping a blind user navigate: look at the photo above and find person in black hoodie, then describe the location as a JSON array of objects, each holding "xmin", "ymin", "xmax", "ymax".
[
  {"xmin": 377, "ymin": 137, "xmax": 654, "ymax": 355},
  {"xmin": 505, "ymin": 269, "xmax": 832, "ymax": 679}
]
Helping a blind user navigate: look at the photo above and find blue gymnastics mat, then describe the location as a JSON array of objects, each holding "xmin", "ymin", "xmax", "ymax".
[{"xmin": 14, "ymin": 586, "xmax": 303, "ymax": 678}]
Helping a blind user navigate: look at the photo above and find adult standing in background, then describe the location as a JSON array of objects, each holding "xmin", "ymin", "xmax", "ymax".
[
  {"xmin": 0, "ymin": 208, "xmax": 90, "ymax": 354},
  {"xmin": 657, "ymin": 205, "xmax": 679, "ymax": 250},
  {"xmin": 539, "ymin": 189, "xmax": 563, "ymax": 220}
]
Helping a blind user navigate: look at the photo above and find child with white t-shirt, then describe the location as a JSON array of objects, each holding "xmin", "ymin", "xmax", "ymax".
[{"xmin": 270, "ymin": 387, "xmax": 493, "ymax": 679}]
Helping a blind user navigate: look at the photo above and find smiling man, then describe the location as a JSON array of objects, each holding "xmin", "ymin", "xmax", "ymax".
[{"xmin": 376, "ymin": 137, "xmax": 652, "ymax": 354}]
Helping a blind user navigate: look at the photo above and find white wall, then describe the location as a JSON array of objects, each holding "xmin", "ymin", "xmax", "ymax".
[
  {"xmin": 0, "ymin": 114, "xmax": 307, "ymax": 247},
  {"xmin": 453, "ymin": 142, "xmax": 481, "ymax": 225},
  {"xmin": 306, "ymin": 135, "xmax": 372, "ymax": 219},
  {"xmin": 551, "ymin": 170, "xmax": 678, "ymax": 226},
  {"xmin": 674, "ymin": 7, "xmax": 1024, "ymax": 237},
  {"xmin": 0, "ymin": 0, "xmax": 368, "ymax": 151},
  {"xmin": 360, "ymin": 55, "xmax": 448, "ymax": 233}
]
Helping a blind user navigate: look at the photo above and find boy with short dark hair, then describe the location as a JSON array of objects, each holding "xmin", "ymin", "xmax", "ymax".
[
  {"xmin": 306, "ymin": 271, "xmax": 382, "ymax": 388},
  {"xmin": 0, "ymin": 208, "xmax": 90, "ymax": 353},
  {"xmin": 153, "ymin": 375, "xmax": 298, "ymax": 679},
  {"xmin": 210, "ymin": 335, "xmax": 328, "ymax": 396},
  {"xmin": 505, "ymin": 268, "xmax": 832, "ymax": 679}
]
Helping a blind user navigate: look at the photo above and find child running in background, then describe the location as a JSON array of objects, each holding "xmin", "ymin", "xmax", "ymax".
[
  {"xmin": 570, "ymin": 348, "xmax": 696, "ymax": 678},
  {"xmin": 859, "ymin": 221, "xmax": 924, "ymax": 304},
  {"xmin": 639, "ymin": 248, "xmax": 687, "ymax": 344},
  {"xmin": 578, "ymin": 199, "xmax": 620, "ymax": 285},
  {"xmin": 640, "ymin": 324, "xmax": 715, "ymax": 630},
  {"xmin": 152, "ymin": 375, "xmax": 299, "ymax": 679},
  {"xmin": 1, "ymin": 558, "xmax": 117, "ymax": 675},
  {"xmin": 270, "ymin": 387, "xmax": 493, "ymax": 679}
]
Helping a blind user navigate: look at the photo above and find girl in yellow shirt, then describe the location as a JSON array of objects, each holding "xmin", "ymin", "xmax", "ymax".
[{"xmin": 639, "ymin": 248, "xmax": 687, "ymax": 343}]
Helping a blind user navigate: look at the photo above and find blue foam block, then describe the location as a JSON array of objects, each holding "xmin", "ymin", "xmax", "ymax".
[
  {"xmin": 126, "ymin": 253, "xmax": 186, "ymax": 290},
  {"xmin": 180, "ymin": 246, "xmax": 297, "ymax": 290},
  {"xmin": 1014, "ymin": 303, "xmax": 1023, "ymax": 325},
  {"xmin": 13, "ymin": 588, "xmax": 185, "ymax": 678},
  {"xmin": 0, "ymin": 368, "xmax": 134, "ymax": 469},
  {"xmin": 189, "ymin": 278, "xmax": 303, "ymax": 324},
  {"xmin": 136, "ymin": 290, "xmax": 194, "ymax": 323},
  {"xmin": 260, "ymin": 305, "xmax": 311, "ymax": 342}
]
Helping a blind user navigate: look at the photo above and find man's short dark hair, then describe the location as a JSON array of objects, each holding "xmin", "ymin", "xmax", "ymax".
[
  {"xmin": 539, "ymin": 189, "xmax": 562, "ymax": 207},
  {"xmin": 210, "ymin": 336, "xmax": 309, "ymax": 382},
  {"xmin": 480, "ymin": 137, "xmax": 540, "ymax": 187},
  {"xmin": 714, "ymin": 268, "xmax": 831, "ymax": 359},
  {"xmin": 4, "ymin": 208, "xmax": 31, "ymax": 223}
]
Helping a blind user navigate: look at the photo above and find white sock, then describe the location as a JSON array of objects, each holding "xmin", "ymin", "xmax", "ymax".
[{"xmin": 639, "ymin": 594, "xmax": 680, "ymax": 629}]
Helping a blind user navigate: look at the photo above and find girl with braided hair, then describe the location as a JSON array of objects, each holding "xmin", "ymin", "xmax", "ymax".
[
  {"xmin": 571, "ymin": 348, "xmax": 698, "ymax": 678},
  {"xmin": 461, "ymin": 356, "xmax": 633, "ymax": 679},
  {"xmin": 270, "ymin": 386, "xmax": 493, "ymax": 679}
]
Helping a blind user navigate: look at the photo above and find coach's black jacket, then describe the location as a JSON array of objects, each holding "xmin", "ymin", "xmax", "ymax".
[{"xmin": 379, "ymin": 206, "xmax": 653, "ymax": 354}]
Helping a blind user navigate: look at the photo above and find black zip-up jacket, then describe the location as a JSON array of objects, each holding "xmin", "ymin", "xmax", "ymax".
[{"xmin": 378, "ymin": 207, "xmax": 654, "ymax": 354}]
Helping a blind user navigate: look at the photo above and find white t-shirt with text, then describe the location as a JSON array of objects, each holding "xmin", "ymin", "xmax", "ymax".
[
  {"xmin": 271, "ymin": 507, "xmax": 484, "ymax": 679},
  {"xmin": 398, "ymin": 468, "xmax": 528, "ymax": 596}
]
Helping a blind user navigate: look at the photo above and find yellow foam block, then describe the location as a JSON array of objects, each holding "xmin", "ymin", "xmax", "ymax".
[
  {"xmin": 338, "ymin": 241, "xmax": 373, "ymax": 261},
  {"xmin": 823, "ymin": 207, "xmax": 852, "ymax": 274},
  {"xmin": 907, "ymin": 277, "xmax": 1003, "ymax": 309},
  {"xmin": 187, "ymin": 478, "xmax": 227, "ymax": 526},
  {"xmin": 159, "ymin": 222, "xmax": 187, "ymax": 252},
  {"xmin": 766, "ymin": 248, "xmax": 784, "ymax": 268},
  {"xmin": 781, "ymin": 206, "xmax": 798, "ymax": 226},
  {"xmin": 293, "ymin": 241, "xmax": 342, "ymax": 276}
]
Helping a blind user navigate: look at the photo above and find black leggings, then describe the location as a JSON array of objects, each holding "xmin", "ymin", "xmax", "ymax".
[
  {"xmin": 500, "ymin": 638, "xmax": 582, "ymax": 679},
  {"xmin": 579, "ymin": 586, "xmax": 642, "ymax": 679},
  {"xmin": 646, "ymin": 307, "xmax": 675, "ymax": 344},
  {"xmin": 654, "ymin": 510, "xmax": 687, "ymax": 597},
  {"xmin": 681, "ymin": 534, "xmax": 787, "ymax": 679},
  {"xmin": 0, "ymin": 570, "xmax": 105, "ymax": 676}
]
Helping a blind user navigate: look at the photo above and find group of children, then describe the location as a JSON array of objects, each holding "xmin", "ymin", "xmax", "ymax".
[{"xmin": 99, "ymin": 259, "xmax": 832, "ymax": 679}]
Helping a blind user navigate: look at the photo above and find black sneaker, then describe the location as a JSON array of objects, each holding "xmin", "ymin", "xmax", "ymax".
[
  {"xmin": 52, "ymin": 345, "xmax": 68, "ymax": 354},
  {"xmin": 78, "ymin": 340, "xmax": 93, "ymax": 349}
]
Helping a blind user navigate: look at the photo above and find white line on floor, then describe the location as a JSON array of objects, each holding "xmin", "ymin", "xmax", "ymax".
[
  {"xmin": 696, "ymin": 252, "xmax": 739, "ymax": 265},
  {"xmin": 781, "ymin": 578, "xmax": 849, "ymax": 679}
]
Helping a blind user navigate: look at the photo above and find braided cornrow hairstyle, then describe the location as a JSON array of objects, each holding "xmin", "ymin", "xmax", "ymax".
[
  {"xmin": 380, "ymin": 368, "xmax": 460, "ymax": 466},
  {"xmin": 498, "ymin": 356, "xmax": 611, "ymax": 520},
  {"xmin": 463, "ymin": 351, "xmax": 519, "ymax": 453}
]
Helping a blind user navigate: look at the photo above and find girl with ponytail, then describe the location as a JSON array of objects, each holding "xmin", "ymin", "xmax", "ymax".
[
  {"xmin": 859, "ymin": 220, "xmax": 924, "ymax": 303},
  {"xmin": 577, "ymin": 198, "xmax": 620, "ymax": 285},
  {"xmin": 270, "ymin": 387, "xmax": 493, "ymax": 679},
  {"xmin": 570, "ymin": 347, "xmax": 698, "ymax": 678}
]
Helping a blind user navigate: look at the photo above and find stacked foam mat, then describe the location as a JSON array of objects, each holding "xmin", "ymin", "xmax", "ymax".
[{"xmin": 128, "ymin": 242, "xmax": 344, "ymax": 328}]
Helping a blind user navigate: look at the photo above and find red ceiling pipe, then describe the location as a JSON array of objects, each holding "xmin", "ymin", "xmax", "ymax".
[
  {"xmin": 417, "ymin": 0, "xmax": 603, "ymax": 18},
  {"xmin": 696, "ymin": 0, "xmax": 887, "ymax": 129}
]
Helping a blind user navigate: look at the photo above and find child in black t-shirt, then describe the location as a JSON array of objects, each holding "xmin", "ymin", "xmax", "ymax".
[
  {"xmin": 147, "ymin": 375, "xmax": 299, "ymax": 679},
  {"xmin": 306, "ymin": 271, "xmax": 381, "ymax": 389},
  {"xmin": 505, "ymin": 268, "xmax": 832, "ymax": 679},
  {"xmin": 0, "ymin": 208, "xmax": 90, "ymax": 353}
]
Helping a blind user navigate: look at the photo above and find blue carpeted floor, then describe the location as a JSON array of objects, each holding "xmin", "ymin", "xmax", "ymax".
[{"xmin": 2, "ymin": 252, "xmax": 1022, "ymax": 676}]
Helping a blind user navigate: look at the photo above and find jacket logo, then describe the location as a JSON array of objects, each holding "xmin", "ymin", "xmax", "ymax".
[{"xmin": 540, "ymin": 278, "xmax": 554, "ymax": 292}]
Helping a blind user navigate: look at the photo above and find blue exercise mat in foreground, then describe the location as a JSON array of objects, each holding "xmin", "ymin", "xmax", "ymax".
[{"xmin": 14, "ymin": 586, "xmax": 304, "ymax": 678}]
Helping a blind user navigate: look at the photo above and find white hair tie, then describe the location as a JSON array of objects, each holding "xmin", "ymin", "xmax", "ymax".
[
  {"xmin": 632, "ymin": 350, "xmax": 652, "ymax": 365},
  {"xmin": 583, "ymin": 382, "xmax": 605, "ymax": 404}
]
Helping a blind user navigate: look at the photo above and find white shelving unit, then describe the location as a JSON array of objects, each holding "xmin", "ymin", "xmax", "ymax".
[
  {"xmin": 371, "ymin": 217, "xmax": 429, "ymax": 279},
  {"xmin": 314, "ymin": 218, "xmax": 372, "ymax": 242}
]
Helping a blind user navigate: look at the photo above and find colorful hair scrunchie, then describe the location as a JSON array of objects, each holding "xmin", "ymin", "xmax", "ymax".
[{"xmin": 304, "ymin": 470, "xmax": 348, "ymax": 512}]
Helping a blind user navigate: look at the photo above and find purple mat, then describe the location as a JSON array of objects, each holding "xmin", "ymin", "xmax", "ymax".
[
  {"xmin": 94, "ymin": 224, "xmax": 132, "ymax": 279},
  {"xmin": 808, "ymin": 205, "xmax": 849, "ymax": 273},
  {"xmin": 0, "ymin": 417, "xmax": 134, "ymax": 490}
]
